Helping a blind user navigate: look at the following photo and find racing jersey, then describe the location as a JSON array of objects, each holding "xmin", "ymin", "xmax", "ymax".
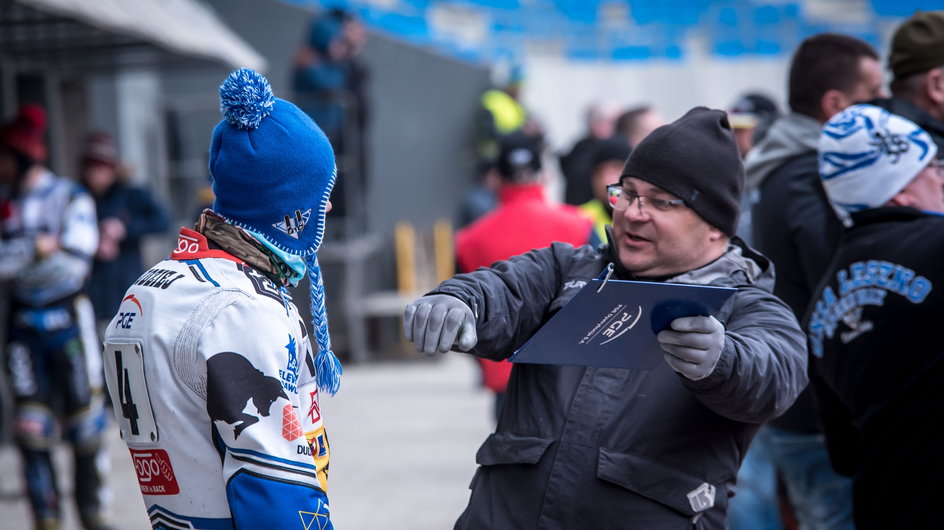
[
  {"xmin": 0, "ymin": 169, "xmax": 98, "ymax": 306},
  {"xmin": 103, "ymin": 227, "xmax": 332, "ymax": 530}
]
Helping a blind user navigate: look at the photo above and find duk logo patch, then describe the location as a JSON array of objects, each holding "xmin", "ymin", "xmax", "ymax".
[{"xmin": 273, "ymin": 209, "xmax": 311, "ymax": 239}]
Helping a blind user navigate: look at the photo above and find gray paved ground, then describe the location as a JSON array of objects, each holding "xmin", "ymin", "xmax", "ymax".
[{"xmin": 0, "ymin": 353, "xmax": 492, "ymax": 529}]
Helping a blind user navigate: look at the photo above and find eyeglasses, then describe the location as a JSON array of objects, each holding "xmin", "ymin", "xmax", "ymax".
[
  {"xmin": 930, "ymin": 159, "xmax": 944, "ymax": 177},
  {"xmin": 606, "ymin": 185, "xmax": 686, "ymax": 213}
]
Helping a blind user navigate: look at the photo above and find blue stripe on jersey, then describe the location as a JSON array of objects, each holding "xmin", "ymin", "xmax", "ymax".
[
  {"xmin": 181, "ymin": 259, "xmax": 220, "ymax": 287},
  {"xmin": 225, "ymin": 443, "xmax": 318, "ymax": 472},
  {"xmin": 148, "ymin": 504, "xmax": 234, "ymax": 530}
]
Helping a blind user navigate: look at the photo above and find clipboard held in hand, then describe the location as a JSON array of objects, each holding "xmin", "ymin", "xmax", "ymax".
[{"xmin": 509, "ymin": 273, "xmax": 736, "ymax": 369}]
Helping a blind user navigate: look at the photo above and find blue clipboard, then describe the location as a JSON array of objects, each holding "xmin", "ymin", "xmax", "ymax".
[{"xmin": 509, "ymin": 278, "xmax": 737, "ymax": 369}]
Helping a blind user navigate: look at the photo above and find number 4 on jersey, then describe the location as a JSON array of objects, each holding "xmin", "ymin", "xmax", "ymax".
[
  {"xmin": 103, "ymin": 341, "xmax": 159, "ymax": 444},
  {"xmin": 115, "ymin": 350, "xmax": 140, "ymax": 435}
]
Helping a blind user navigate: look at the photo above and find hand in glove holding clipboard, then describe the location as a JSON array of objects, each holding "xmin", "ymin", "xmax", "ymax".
[{"xmin": 657, "ymin": 315, "xmax": 725, "ymax": 380}]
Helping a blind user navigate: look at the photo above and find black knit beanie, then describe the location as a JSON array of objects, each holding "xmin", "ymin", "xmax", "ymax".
[
  {"xmin": 496, "ymin": 131, "xmax": 542, "ymax": 182},
  {"xmin": 619, "ymin": 106, "xmax": 744, "ymax": 235},
  {"xmin": 888, "ymin": 10, "xmax": 944, "ymax": 81},
  {"xmin": 591, "ymin": 136, "xmax": 633, "ymax": 170}
]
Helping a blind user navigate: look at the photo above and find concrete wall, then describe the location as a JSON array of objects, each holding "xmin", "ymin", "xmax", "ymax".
[
  {"xmin": 203, "ymin": 0, "xmax": 490, "ymax": 228},
  {"xmin": 362, "ymin": 32, "xmax": 490, "ymax": 230}
]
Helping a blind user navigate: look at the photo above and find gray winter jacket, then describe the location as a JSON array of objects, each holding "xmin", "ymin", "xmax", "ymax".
[{"xmin": 433, "ymin": 239, "xmax": 807, "ymax": 529}]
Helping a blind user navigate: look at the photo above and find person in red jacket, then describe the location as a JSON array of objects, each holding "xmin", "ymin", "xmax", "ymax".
[{"xmin": 455, "ymin": 132, "xmax": 595, "ymax": 419}]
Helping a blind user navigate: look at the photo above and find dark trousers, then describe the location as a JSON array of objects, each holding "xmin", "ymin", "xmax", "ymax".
[{"xmin": 5, "ymin": 296, "xmax": 110, "ymax": 529}]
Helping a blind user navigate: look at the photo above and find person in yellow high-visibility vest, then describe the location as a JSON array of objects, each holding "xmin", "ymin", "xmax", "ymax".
[{"xmin": 477, "ymin": 66, "xmax": 529, "ymax": 162}]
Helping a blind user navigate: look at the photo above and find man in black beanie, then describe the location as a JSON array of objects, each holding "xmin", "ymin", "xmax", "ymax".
[{"xmin": 402, "ymin": 107, "xmax": 807, "ymax": 528}]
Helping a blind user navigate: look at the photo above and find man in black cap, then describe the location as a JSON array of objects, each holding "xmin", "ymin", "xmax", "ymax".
[
  {"xmin": 727, "ymin": 92, "xmax": 780, "ymax": 244},
  {"xmin": 727, "ymin": 93, "xmax": 780, "ymax": 158},
  {"xmin": 403, "ymin": 108, "xmax": 807, "ymax": 528},
  {"xmin": 869, "ymin": 10, "xmax": 944, "ymax": 154}
]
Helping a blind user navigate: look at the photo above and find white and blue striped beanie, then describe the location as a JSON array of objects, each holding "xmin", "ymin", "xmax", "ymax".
[
  {"xmin": 819, "ymin": 103, "xmax": 937, "ymax": 227},
  {"xmin": 209, "ymin": 68, "xmax": 341, "ymax": 395}
]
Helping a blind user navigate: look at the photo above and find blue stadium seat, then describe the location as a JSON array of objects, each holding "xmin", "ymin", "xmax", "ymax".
[{"xmin": 286, "ymin": 0, "xmax": 907, "ymax": 65}]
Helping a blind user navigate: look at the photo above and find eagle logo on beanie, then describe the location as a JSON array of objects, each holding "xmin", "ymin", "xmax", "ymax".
[
  {"xmin": 819, "ymin": 104, "xmax": 937, "ymax": 226},
  {"xmin": 820, "ymin": 109, "xmax": 925, "ymax": 176}
]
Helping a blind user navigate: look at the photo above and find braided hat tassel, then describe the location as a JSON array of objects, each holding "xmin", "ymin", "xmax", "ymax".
[{"xmin": 306, "ymin": 254, "xmax": 342, "ymax": 394}]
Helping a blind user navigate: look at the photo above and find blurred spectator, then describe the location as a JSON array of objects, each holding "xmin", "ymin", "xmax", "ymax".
[
  {"xmin": 728, "ymin": 92, "xmax": 781, "ymax": 157},
  {"xmin": 614, "ymin": 105, "xmax": 666, "ymax": 148},
  {"xmin": 293, "ymin": 7, "xmax": 369, "ymax": 223},
  {"xmin": 333, "ymin": 7, "xmax": 370, "ymax": 181},
  {"xmin": 79, "ymin": 132, "xmax": 170, "ymax": 332},
  {"xmin": 476, "ymin": 65, "xmax": 533, "ymax": 164},
  {"xmin": 868, "ymin": 10, "xmax": 944, "ymax": 155},
  {"xmin": 458, "ymin": 158, "xmax": 501, "ymax": 229},
  {"xmin": 727, "ymin": 92, "xmax": 781, "ymax": 242},
  {"xmin": 0, "ymin": 106, "xmax": 112, "ymax": 529},
  {"xmin": 455, "ymin": 132, "xmax": 593, "ymax": 420},
  {"xmin": 192, "ymin": 180, "xmax": 216, "ymax": 225},
  {"xmin": 560, "ymin": 102, "xmax": 619, "ymax": 205},
  {"xmin": 730, "ymin": 33, "xmax": 885, "ymax": 530},
  {"xmin": 578, "ymin": 136, "xmax": 632, "ymax": 243},
  {"xmin": 810, "ymin": 103, "xmax": 943, "ymax": 530}
]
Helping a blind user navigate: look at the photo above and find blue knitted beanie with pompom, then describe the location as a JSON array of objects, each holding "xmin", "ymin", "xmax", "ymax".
[{"xmin": 209, "ymin": 68, "xmax": 341, "ymax": 394}]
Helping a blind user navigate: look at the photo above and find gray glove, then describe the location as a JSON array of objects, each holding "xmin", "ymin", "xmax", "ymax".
[
  {"xmin": 656, "ymin": 315, "xmax": 725, "ymax": 381},
  {"xmin": 403, "ymin": 294, "xmax": 478, "ymax": 354}
]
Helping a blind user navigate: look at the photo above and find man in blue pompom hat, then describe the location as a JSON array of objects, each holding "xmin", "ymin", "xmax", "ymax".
[{"xmin": 103, "ymin": 68, "xmax": 339, "ymax": 529}]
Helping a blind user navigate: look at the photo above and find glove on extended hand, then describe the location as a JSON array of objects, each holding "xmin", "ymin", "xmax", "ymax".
[
  {"xmin": 403, "ymin": 294, "xmax": 478, "ymax": 354},
  {"xmin": 656, "ymin": 315, "xmax": 725, "ymax": 381}
]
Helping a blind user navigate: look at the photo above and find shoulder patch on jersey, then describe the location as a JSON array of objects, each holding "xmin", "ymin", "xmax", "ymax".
[{"xmin": 237, "ymin": 263, "xmax": 283, "ymax": 304}]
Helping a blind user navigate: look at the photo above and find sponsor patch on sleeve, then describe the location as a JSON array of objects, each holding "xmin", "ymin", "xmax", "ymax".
[{"xmin": 130, "ymin": 448, "xmax": 180, "ymax": 495}]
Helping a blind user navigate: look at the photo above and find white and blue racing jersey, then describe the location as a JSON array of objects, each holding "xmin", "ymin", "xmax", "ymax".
[
  {"xmin": 103, "ymin": 227, "xmax": 332, "ymax": 530},
  {"xmin": 0, "ymin": 169, "xmax": 98, "ymax": 306}
]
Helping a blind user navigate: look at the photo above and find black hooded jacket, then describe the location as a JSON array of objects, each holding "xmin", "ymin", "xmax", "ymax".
[{"xmin": 806, "ymin": 207, "xmax": 944, "ymax": 530}]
